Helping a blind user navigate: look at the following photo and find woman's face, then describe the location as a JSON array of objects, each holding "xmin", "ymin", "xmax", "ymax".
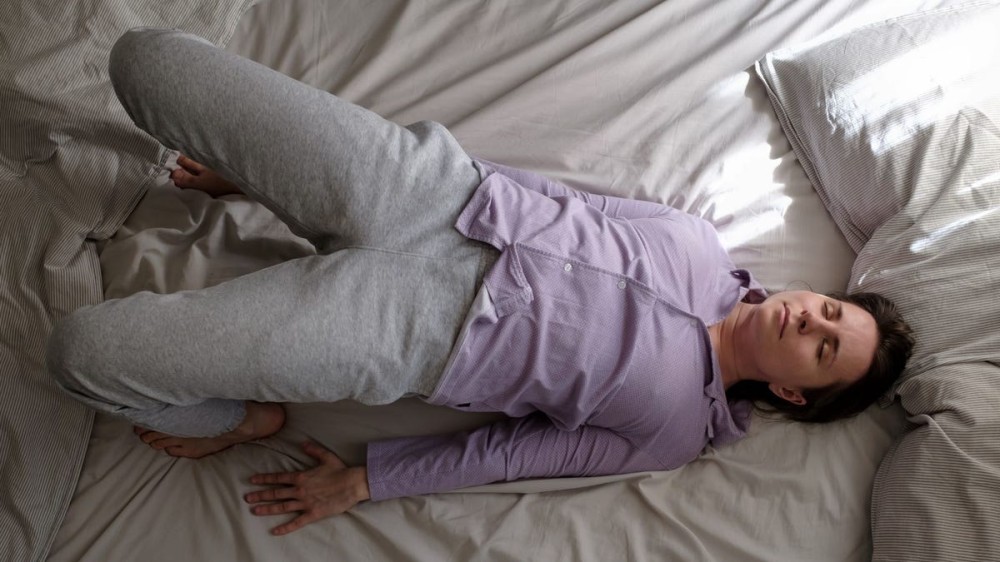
[{"xmin": 739, "ymin": 290, "xmax": 879, "ymax": 404}]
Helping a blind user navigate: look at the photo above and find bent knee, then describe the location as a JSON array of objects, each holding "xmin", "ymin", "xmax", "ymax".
[
  {"xmin": 46, "ymin": 310, "xmax": 103, "ymax": 396},
  {"xmin": 108, "ymin": 27, "xmax": 213, "ymax": 98},
  {"xmin": 109, "ymin": 28, "xmax": 167, "ymax": 95}
]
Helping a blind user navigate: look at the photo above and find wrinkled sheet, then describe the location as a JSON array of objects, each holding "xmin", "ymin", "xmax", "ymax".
[
  {"xmin": 40, "ymin": 0, "xmax": 954, "ymax": 560},
  {"xmin": 0, "ymin": 1, "xmax": 253, "ymax": 561}
]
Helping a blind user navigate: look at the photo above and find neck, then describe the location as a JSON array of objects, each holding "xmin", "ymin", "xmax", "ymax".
[{"xmin": 708, "ymin": 302, "xmax": 753, "ymax": 390}]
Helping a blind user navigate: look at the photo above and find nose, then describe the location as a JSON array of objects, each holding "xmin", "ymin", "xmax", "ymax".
[{"xmin": 797, "ymin": 309, "xmax": 834, "ymax": 336}]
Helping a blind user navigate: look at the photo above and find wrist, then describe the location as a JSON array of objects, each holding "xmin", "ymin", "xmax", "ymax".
[{"xmin": 351, "ymin": 466, "xmax": 371, "ymax": 503}]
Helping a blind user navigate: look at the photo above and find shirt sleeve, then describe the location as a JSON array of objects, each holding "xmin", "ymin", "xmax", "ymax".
[
  {"xmin": 364, "ymin": 413, "xmax": 664, "ymax": 501},
  {"xmin": 476, "ymin": 159, "xmax": 674, "ymax": 221}
]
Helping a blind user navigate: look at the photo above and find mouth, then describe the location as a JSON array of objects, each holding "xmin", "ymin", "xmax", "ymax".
[{"xmin": 779, "ymin": 303, "xmax": 788, "ymax": 339}]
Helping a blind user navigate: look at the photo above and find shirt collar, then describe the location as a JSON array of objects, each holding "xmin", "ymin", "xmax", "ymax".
[{"xmin": 704, "ymin": 267, "xmax": 764, "ymax": 445}]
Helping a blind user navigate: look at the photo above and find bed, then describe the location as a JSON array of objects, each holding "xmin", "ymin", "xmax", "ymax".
[{"xmin": 3, "ymin": 0, "xmax": 998, "ymax": 560}]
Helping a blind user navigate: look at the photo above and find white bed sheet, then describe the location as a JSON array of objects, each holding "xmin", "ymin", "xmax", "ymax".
[{"xmin": 48, "ymin": 0, "xmax": 953, "ymax": 560}]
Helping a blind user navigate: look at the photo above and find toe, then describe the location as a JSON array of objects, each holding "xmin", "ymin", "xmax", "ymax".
[
  {"xmin": 139, "ymin": 430, "xmax": 168, "ymax": 445},
  {"xmin": 177, "ymin": 155, "xmax": 206, "ymax": 173},
  {"xmin": 151, "ymin": 437, "xmax": 181, "ymax": 451},
  {"xmin": 166, "ymin": 444, "xmax": 216, "ymax": 459},
  {"xmin": 170, "ymin": 168, "xmax": 197, "ymax": 188},
  {"xmin": 166, "ymin": 445, "xmax": 197, "ymax": 458}
]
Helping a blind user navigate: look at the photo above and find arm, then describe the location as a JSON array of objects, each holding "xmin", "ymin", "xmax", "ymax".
[
  {"xmin": 366, "ymin": 413, "xmax": 662, "ymax": 501},
  {"xmin": 243, "ymin": 416, "xmax": 661, "ymax": 534},
  {"xmin": 478, "ymin": 158, "xmax": 675, "ymax": 221}
]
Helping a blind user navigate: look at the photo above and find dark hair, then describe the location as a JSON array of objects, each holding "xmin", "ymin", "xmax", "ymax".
[{"xmin": 725, "ymin": 291, "xmax": 914, "ymax": 424}]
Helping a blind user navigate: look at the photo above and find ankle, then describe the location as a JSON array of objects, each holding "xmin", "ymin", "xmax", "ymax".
[{"xmin": 235, "ymin": 401, "xmax": 285, "ymax": 438}]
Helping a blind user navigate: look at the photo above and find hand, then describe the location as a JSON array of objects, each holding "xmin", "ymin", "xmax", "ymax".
[{"xmin": 245, "ymin": 441, "xmax": 371, "ymax": 536}]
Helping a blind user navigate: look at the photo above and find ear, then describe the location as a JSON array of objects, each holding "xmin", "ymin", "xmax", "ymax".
[{"xmin": 768, "ymin": 383, "xmax": 807, "ymax": 406}]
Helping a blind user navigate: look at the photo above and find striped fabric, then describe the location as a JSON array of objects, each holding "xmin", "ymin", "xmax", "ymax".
[
  {"xmin": 756, "ymin": 3, "xmax": 1000, "ymax": 561},
  {"xmin": 0, "ymin": 1, "xmax": 255, "ymax": 560}
]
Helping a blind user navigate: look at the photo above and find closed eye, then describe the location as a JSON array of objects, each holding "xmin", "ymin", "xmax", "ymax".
[{"xmin": 833, "ymin": 303, "xmax": 843, "ymax": 365}]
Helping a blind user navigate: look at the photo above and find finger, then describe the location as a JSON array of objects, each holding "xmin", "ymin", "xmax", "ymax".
[
  {"xmin": 134, "ymin": 425, "xmax": 151, "ymax": 435},
  {"xmin": 176, "ymin": 154, "xmax": 206, "ymax": 173},
  {"xmin": 302, "ymin": 441, "xmax": 343, "ymax": 467},
  {"xmin": 271, "ymin": 512, "xmax": 322, "ymax": 536},
  {"xmin": 250, "ymin": 472, "xmax": 299, "ymax": 486},
  {"xmin": 250, "ymin": 500, "xmax": 305, "ymax": 517},
  {"xmin": 245, "ymin": 486, "xmax": 300, "ymax": 504}
]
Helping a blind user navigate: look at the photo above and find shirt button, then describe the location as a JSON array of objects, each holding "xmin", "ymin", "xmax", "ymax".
[
  {"xmin": 564, "ymin": 263, "xmax": 572, "ymax": 272},
  {"xmin": 617, "ymin": 280, "xmax": 626, "ymax": 289}
]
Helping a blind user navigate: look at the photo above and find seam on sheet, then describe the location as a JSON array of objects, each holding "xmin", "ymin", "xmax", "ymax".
[
  {"xmin": 214, "ymin": 0, "xmax": 265, "ymax": 48},
  {"xmin": 89, "ymin": 146, "xmax": 168, "ymax": 242}
]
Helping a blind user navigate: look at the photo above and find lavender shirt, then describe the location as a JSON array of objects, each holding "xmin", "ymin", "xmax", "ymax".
[{"xmin": 366, "ymin": 159, "xmax": 762, "ymax": 501}]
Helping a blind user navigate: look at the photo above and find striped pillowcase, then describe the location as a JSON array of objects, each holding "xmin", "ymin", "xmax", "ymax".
[
  {"xmin": 755, "ymin": 4, "xmax": 1000, "ymax": 562},
  {"xmin": 0, "ymin": 3, "xmax": 256, "ymax": 561}
]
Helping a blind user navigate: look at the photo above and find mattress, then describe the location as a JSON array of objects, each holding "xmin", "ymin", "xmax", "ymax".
[{"xmin": 0, "ymin": 0, "xmax": 955, "ymax": 560}]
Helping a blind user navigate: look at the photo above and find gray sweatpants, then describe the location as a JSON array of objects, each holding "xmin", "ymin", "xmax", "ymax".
[{"xmin": 45, "ymin": 28, "xmax": 495, "ymax": 438}]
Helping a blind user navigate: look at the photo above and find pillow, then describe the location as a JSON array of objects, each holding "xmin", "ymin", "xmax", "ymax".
[
  {"xmin": 755, "ymin": 2, "xmax": 1000, "ymax": 253},
  {"xmin": 755, "ymin": 3, "xmax": 1000, "ymax": 561},
  {"xmin": 871, "ymin": 364, "xmax": 1000, "ymax": 562}
]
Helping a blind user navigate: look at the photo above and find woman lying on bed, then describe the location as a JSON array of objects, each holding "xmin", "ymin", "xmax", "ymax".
[{"xmin": 46, "ymin": 28, "xmax": 914, "ymax": 536}]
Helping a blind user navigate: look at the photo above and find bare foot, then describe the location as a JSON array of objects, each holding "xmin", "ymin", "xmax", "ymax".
[
  {"xmin": 170, "ymin": 154, "xmax": 244, "ymax": 197},
  {"xmin": 134, "ymin": 401, "xmax": 285, "ymax": 459}
]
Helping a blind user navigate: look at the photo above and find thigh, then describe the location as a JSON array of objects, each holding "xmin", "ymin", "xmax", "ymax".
[
  {"xmin": 51, "ymin": 247, "xmax": 487, "ymax": 407},
  {"xmin": 109, "ymin": 28, "xmax": 481, "ymax": 255}
]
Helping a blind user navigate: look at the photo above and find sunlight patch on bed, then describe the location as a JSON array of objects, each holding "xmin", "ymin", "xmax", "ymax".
[
  {"xmin": 909, "ymin": 207, "xmax": 999, "ymax": 253},
  {"xmin": 828, "ymin": 19, "xmax": 999, "ymax": 154},
  {"xmin": 704, "ymin": 72, "xmax": 748, "ymax": 101},
  {"xmin": 960, "ymin": 171, "xmax": 1000, "ymax": 195},
  {"xmin": 717, "ymin": 207, "xmax": 790, "ymax": 250},
  {"xmin": 712, "ymin": 141, "xmax": 791, "ymax": 249}
]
